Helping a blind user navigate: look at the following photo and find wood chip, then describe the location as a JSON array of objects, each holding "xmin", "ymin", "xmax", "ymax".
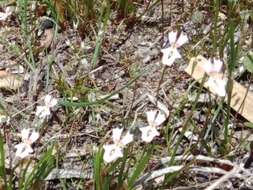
[{"xmin": 0, "ymin": 74, "xmax": 23, "ymax": 90}]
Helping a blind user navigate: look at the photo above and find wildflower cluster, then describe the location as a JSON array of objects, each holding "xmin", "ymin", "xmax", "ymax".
[
  {"xmin": 103, "ymin": 101, "xmax": 169, "ymax": 163},
  {"xmin": 103, "ymin": 31, "xmax": 228, "ymax": 164},
  {"xmin": 102, "ymin": 32, "xmax": 179, "ymax": 164},
  {"xmin": 161, "ymin": 31, "xmax": 227, "ymax": 97},
  {"xmin": 15, "ymin": 95, "xmax": 58, "ymax": 159}
]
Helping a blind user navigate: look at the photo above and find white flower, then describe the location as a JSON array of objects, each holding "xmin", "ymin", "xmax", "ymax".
[
  {"xmin": 35, "ymin": 95, "xmax": 58, "ymax": 119},
  {"xmin": 202, "ymin": 58, "xmax": 223, "ymax": 73},
  {"xmin": 161, "ymin": 31, "xmax": 188, "ymax": 66},
  {"xmin": 15, "ymin": 128, "xmax": 39, "ymax": 159},
  {"xmin": 103, "ymin": 128, "xmax": 133, "ymax": 163},
  {"xmin": 168, "ymin": 31, "xmax": 188, "ymax": 48},
  {"xmin": 206, "ymin": 77, "xmax": 227, "ymax": 97},
  {"xmin": 140, "ymin": 110, "xmax": 167, "ymax": 143},
  {"xmin": 0, "ymin": 7, "xmax": 12, "ymax": 21},
  {"xmin": 103, "ymin": 144, "xmax": 123, "ymax": 163},
  {"xmin": 200, "ymin": 58, "xmax": 227, "ymax": 97}
]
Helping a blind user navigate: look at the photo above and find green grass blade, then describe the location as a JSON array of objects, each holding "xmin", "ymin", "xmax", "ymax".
[
  {"xmin": 128, "ymin": 146, "xmax": 152, "ymax": 189},
  {"xmin": 0, "ymin": 135, "xmax": 7, "ymax": 189},
  {"xmin": 94, "ymin": 147, "xmax": 103, "ymax": 190},
  {"xmin": 60, "ymin": 73, "xmax": 141, "ymax": 107},
  {"xmin": 21, "ymin": 146, "xmax": 56, "ymax": 190},
  {"xmin": 91, "ymin": 1, "xmax": 111, "ymax": 68}
]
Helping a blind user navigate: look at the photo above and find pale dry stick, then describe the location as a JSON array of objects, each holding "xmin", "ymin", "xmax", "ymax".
[
  {"xmin": 156, "ymin": 65, "xmax": 167, "ymax": 97},
  {"xmin": 171, "ymin": 182, "xmax": 214, "ymax": 190},
  {"xmin": 46, "ymin": 168, "xmax": 93, "ymax": 180},
  {"xmin": 149, "ymin": 27, "xmax": 171, "ymax": 49},
  {"xmin": 46, "ymin": 132, "xmax": 99, "ymax": 142},
  {"xmin": 124, "ymin": 82, "xmax": 138, "ymax": 119},
  {"xmin": 131, "ymin": 93, "xmax": 149, "ymax": 112},
  {"xmin": 129, "ymin": 111, "xmax": 139, "ymax": 129},
  {"xmin": 134, "ymin": 165, "xmax": 241, "ymax": 188},
  {"xmin": 192, "ymin": 166, "xmax": 244, "ymax": 179},
  {"xmin": 204, "ymin": 165, "xmax": 241, "ymax": 190},
  {"xmin": 191, "ymin": 34, "xmax": 209, "ymax": 50},
  {"xmin": 134, "ymin": 165, "xmax": 183, "ymax": 187},
  {"xmin": 144, "ymin": 165, "xmax": 183, "ymax": 181},
  {"xmin": 88, "ymin": 65, "xmax": 104, "ymax": 75},
  {"xmin": 103, "ymin": 48, "xmax": 117, "ymax": 62},
  {"xmin": 160, "ymin": 154, "xmax": 234, "ymax": 167},
  {"xmin": 42, "ymin": 131, "xmax": 99, "ymax": 150},
  {"xmin": 134, "ymin": 155, "xmax": 248, "ymax": 188},
  {"xmin": 190, "ymin": 22, "xmax": 224, "ymax": 51}
]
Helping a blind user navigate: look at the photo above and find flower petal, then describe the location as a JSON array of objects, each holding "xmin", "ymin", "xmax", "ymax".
[
  {"xmin": 153, "ymin": 111, "xmax": 166, "ymax": 126},
  {"xmin": 168, "ymin": 31, "xmax": 178, "ymax": 45},
  {"xmin": 21, "ymin": 128, "xmax": 30, "ymax": 141},
  {"xmin": 15, "ymin": 143, "xmax": 33, "ymax": 159},
  {"xmin": 48, "ymin": 97, "xmax": 58, "ymax": 108},
  {"xmin": 35, "ymin": 106, "xmax": 51, "ymax": 119},
  {"xmin": 112, "ymin": 128, "xmax": 123, "ymax": 143},
  {"xmin": 103, "ymin": 144, "xmax": 123, "ymax": 163},
  {"xmin": 121, "ymin": 131, "xmax": 133, "ymax": 146},
  {"xmin": 146, "ymin": 110, "xmax": 157, "ymax": 125},
  {"xmin": 203, "ymin": 58, "xmax": 223, "ymax": 73},
  {"xmin": 147, "ymin": 110, "xmax": 166, "ymax": 127},
  {"xmin": 157, "ymin": 101, "xmax": 169, "ymax": 117},
  {"xmin": 140, "ymin": 126, "xmax": 160, "ymax": 143},
  {"xmin": 0, "ymin": 12, "xmax": 8, "ymax": 21},
  {"xmin": 161, "ymin": 47, "xmax": 181, "ymax": 66},
  {"xmin": 212, "ymin": 58, "xmax": 223, "ymax": 73},
  {"xmin": 206, "ymin": 77, "xmax": 227, "ymax": 97},
  {"xmin": 28, "ymin": 130, "xmax": 39, "ymax": 143},
  {"xmin": 44, "ymin": 95, "xmax": 58, "ymax": 108},
  {"xmin": 176, "ymin": 32, "xmax": 188, "ymax": 47},
  {"xmin": 44, "ymin": 95, "xmax": 53, "ymax": 104}
]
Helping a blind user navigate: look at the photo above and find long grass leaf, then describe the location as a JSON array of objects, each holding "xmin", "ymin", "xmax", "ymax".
[{"xmin": 128, "ymin": 146, "xmax": 152, "ymax": 188}]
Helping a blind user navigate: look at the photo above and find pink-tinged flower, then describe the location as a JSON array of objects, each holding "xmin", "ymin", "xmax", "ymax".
[
  {"xmin": 200, "ymin": 57, "xmax": 227, "ymax": 97},
  {"xmin": 202, "ymin": 58, "xmax": 223, "ymax": 74},
  {"xmin": 161, "ymin": 31, "xmax": 188, "ymax": 66},
  {"xmin": 0, "ymin": 7, "xmax": 12, "ymax": 21},
  {"xmin": 36, "ymin": 95, "xmax": 58, "ymax": 119},
  {"xmin": 206, "ymin": 77, "xmax": 227, "ymax": 97},
  {"xmin": 103, "ymin": 128, "xmax": 133, "ymax": 163},
  {"xmin": 140, "ymin": 110, "xmax": 167, "ymax": 143},
  {"xmin": 15, "ymin": 128, "xmax": 39, "ymax": 159}
]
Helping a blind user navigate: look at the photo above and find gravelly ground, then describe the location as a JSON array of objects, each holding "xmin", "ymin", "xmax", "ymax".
[{"xmin": 0, "ymin": 0, "xmax": 253, "ymax": 189}]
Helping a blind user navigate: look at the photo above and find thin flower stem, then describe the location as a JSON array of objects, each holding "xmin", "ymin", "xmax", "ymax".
[
  {"xmin": 161, "ymin": 0, "xmax": 164, "ymax": 42},
  {"xmin": 156, "ymin": 0, "xmax": 166, "ymax": 98},
  {"xmin": 169, "ymin": 74, "xmax": 207, "ymax": 165},
  {"xmin": 156, "ymin": 65, "xmax": 167, "ymax": 97}
]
